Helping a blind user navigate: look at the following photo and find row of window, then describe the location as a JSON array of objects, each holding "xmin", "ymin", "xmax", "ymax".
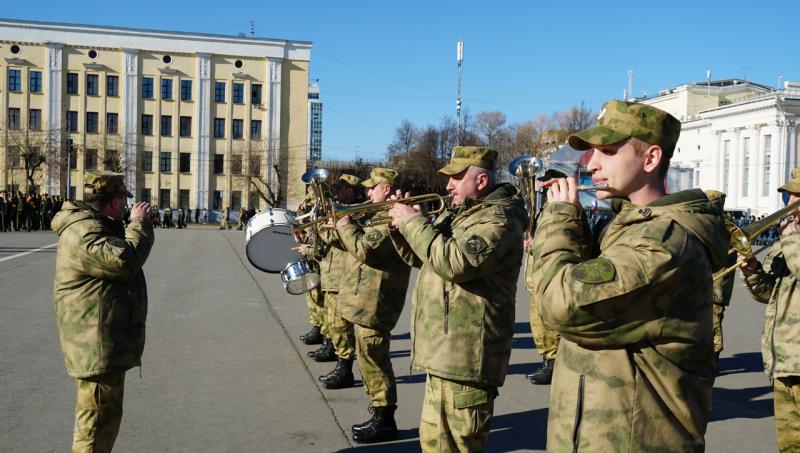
[
  {"xmin": 720, "ymin": 135, "xmax": 774, "ymax": 197},
  {"xmin": 8, "ymin": 69, "xmax": 263, "ymax": 105},
  {"xmin": 63, "ymin": 111, "xmax": 118, "ymax": 134},
  {"xmin": 140, "ymin": 188, "xmax": 257, "ymax": 210},
  {"xmin": 141, "ymin": 115, "xmax": 262, "ymax": 139},
  {"xmin": 140, "ymin": 151, "xmax": 260, "ymax": 176}
]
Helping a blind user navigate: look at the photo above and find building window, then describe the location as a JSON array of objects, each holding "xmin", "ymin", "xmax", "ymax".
[
  {"xmin": 248, "ymin": 191, "xmax": 259, "ymax": 210},
  {"xmin": 142, "ymin": 77, "xmax": 154, "ymax": 98},
  {"xmin": 213, "ymin": 154, "xmax": 224, "ymax": 174},
  {"xmin": 29, "ymin": 109, "xmax": 42, "ymax": 130},
  {"xmin": 233, "ymin": 83, "xmax": 244, "ymax": 104},
  {"xmin": 252, "ymin": 84, "xmax": 262, "ymax": 104},
  {"xmin": 180, "ymin": 80, "xmax": 192, "ymax": 101},
  {"xmin": 214, "ymin": 82, "xmax": 225, "ymax": 102},
  {"xmin": 86, "ymin": 74, "xmax": 99, "ymax": 96},
  {"xmin": 29, "ymin": 71, "xmax": 42, "ymax": 93},
  {"xmin": 85, "ymin": 149, "xmax": 98, "ymax": 170},
  {"xmin": 742, "ymin": 137, "xmax": 750, "ymax": 197},
  {"xmin": 213, "ymin": 190, "xmax": 223, "ymax": 210},
  {"xmin": 160, "ymin": 115, "xmax": 172, "ymax": 136},
  {"xmin": 6, "ymin": 147, "xmax": 20, "ymax": 168},
  {"xmin": 231, "ymin": 191, "xmax": 242, "ymax": 210},
  {"xmin": 103, "ymin": 149, "xmax": 120, "ymax": 171},
  {"xmin": 67, "ymin": 111, "xmax": 78, "ymax": 132},
  {"xmin": 161, "ymin": 78, "xmax": 173, "ymax": 100},
  {"xmin": 86, "ymin": 112, "xmax": 99, "ymax": 133},
  {"xmin": 8, "ymin": 69, "xmax": 21, "ymax": 91},
  {"xmin": 179, "ymin": 116, "xmax": 192, "ymax": 137},
  {"xmin": 66, "ymin": 73, "xmax": 78, "ymax": 94},
  {"xmin": 180, "ymin": 152, "xmax": 191, "ymax": 172},
  {"xmin": 159, "ymin": 189, "xmax": 171, "ymax": 209},
  {"xmin": 107, "ymin": 113, "xmax": 118, "ymax": 134},
  {"xmin": 7, "ymin": 108, "xmax": 20, "ymax": 129},
  {"xmin": 251, "ymin": 120, "xmax": 262, "ymax": 139},
  {"xmin": 141, "ymin": 114, "xmax": 153, "ymax": 135},
  {"xmin": 159, "ymin": 152, "xmax": 172, "ymax": 172},
  {"xmin": 141, "ymin": 188, "xmax": 151, "ymax": 204},
  {"xmin": 179, "ymin": 189, "xmax": 190, "ymax": 209},
  {"xmin": 107, "ymin": 75, "xmax": 119, "ymax": 96},
  {"xmin": 143, "ymin": 151, "xmax": 153, "ymax": 172},
  {"xmin": 231, "ymin": 154, "xmax": 243, "ymax": 175},
  {"xmin": 213, "ymin": 118, "xmax": 225, "ymax": 138},
  {"xmin": 763, "ymin": 135, "xmax": 772, "ymax": 196},
  {"xmin": 250, "ymin": 155, "xmax": 261, "ymax": 177},
  {"xmin": 232, "ymin": 119, "xmax": 243, "ymax": 139},
  {"xmin": 68, "ymin": 147, "xmax": 77, "ymax": 169}
]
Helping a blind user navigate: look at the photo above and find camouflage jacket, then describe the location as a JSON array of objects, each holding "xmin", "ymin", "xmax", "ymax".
[
  {"xmin": 742, "ymin": 233, "xmax": 800, "ymax": 379},
  {"xmin": 51, "ymin": 201, "xmax": 154, "ymax": 378},
  {"xmin": 392, "ymin": 183, "xmax": 526, "ymax": 387},
  {"xmin": 528, "ymin": 190, "xmax": 728, "ymax": 452},
  {"xmin": 318, "ymin": 228, "xmax": 346, "ymax": 292},
  {"xmin": 336, "ymin": 222, "xmax": 410, "ymax": 331}
]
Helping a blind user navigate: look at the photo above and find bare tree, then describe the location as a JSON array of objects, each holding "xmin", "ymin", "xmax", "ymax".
[
  {"xmin": 4, "ymin": 126, "xmax": 60, "ymax": 193},
  {"xmin": 554, "ymin": 101, "xmax": 595, "ymax": 134},
  {"xmin": 238, "ymin": 139, "xmax": 282, "ymax": 207},
  {"xmin": 387, "ymin": 120, "xmax": 417, "ymax": 158}
]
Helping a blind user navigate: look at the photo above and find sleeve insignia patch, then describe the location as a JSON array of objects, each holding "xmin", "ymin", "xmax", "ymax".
[
  {"xmin": 463, "ymin": 235, "xmax": 488, "ymax": 255},
  {"xmin": 366, "ymin": 229, "xmax": 384, "ymax": 245},
  {"xmin": 571, "ymin": 258, "xmax": 616, "ymax": 284}
]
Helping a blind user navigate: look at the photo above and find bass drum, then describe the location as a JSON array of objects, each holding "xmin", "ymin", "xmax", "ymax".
[
  {"xmin": 245, "ymin": 208, "xmax": 303, "ymax": 273},
  {"xmin": 281, "ymin": 260, "xmax": 320, "ymax": 295}
]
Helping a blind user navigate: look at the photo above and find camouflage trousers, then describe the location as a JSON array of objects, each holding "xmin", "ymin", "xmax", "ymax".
[
  {"xmin": 306, "ymin": 287, "xmax": 329, "ymax": 337},
  {"xmin": 530, "ymin": 295, "xmax": 559, "ymax": 360},
  {"xmin": 325, "ymin": 292, "xmax": 354, "ymax": 359},
  {"xmin": 774, "ymin": 376, "xmax": 800, "ymax": 452},
  {"xmin": 355, "ymin": 325, "xmax": 396, "ymax": 406},
  {"xmin": 419, "ymin": 374, "xmax": 496, "ymax": 453},
  {"xmin": 712, "ymin": 303, "xmax": 725, "ymax": 354},
  {"xmin": 72, "ymin": 372, "xmax": 125, "ymax": 453}
]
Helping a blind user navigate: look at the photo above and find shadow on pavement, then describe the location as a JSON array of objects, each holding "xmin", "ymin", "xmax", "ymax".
[
  {"xmin": 710, "ymin": 385, "xmax": 773, "ymax": 421},
  {"xmin": 718, "ymin": 351, "xmax": 764, "ymax": 376},
  {"xmin": 391, "ymin": 332, "xmax": 410, "ymax": 341},
  {"xmin": 514, "ymin": 322, "xmax": 531, "ymax": 334}
]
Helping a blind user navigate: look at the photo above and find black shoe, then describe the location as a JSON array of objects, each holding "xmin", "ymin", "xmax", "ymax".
[
  {"xmin": 307, "ymin": 337, "xmax": 331, "ymax": 358},
  {"xmin": 319, "ymin": 359, "xmax": 343, "ymax": 382},
  {"xmin": 323, "ymin": 358, "xmax": 354, "ymax": 389},
  {"xmin": 312, "ymin": 338, "xmax": 337, "ymax": 362},
  {"xmin": 528, "ymin": 359, "xmax": 554, "ymax": 385},
  {"xmin": 351, "ymin": 405, "xmax": 374, "ymax": 432},
  {"xmin": 352, "ymin": 405, "xmax": 398, "ymax": 443},
  {"xmin": 300, "ymin": 326, "xmax": 323, "ymax": 345}
]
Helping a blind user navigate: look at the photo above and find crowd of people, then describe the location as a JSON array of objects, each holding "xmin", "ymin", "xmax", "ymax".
[{"xmin": 0, "ymin": 191, "xmax": 64, "ymax": 232}]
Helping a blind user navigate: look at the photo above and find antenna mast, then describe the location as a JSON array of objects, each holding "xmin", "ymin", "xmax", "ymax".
[{"xmin": 456, "ymin": 40, "xmax": 464, "ymax": 147}]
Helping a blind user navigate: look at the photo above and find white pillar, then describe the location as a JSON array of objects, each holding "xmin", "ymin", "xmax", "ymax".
[
  {"xmin": 731, "ymin": 128, "xmax": 741, "ymax": 208},
  {"xmin": 44, "ymin": 42, "xmax": 63, "ymax": 196},
  {"xmin": 267, "ymin": 58, "xmax": 282, "ymax": 207},
  {"xmin": 122, "ymin": 49, "xmax": 139, "ymax": 198},
  {"xmin": 194, "ymin": 53, "xmax": 212, "ymax": 211}
]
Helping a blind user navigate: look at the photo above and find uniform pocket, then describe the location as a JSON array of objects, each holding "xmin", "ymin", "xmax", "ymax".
[{"xmin": 453, "ymin": 387, "xmax": 493, "ymax": 438}]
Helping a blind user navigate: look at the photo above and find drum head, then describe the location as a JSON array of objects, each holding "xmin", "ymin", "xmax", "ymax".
[
  {"xmin": 285, "ymin": 273, "xmax": 321, "ymax": 295},
  {"xmin": 246, "ymin": 224, "xmax": 303, "ymax": 273}
]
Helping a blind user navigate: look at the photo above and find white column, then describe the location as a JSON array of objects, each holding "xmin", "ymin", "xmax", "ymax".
[
  {"xmin": 122, "ymin": 49, "xmax": 139, "ymax": 198},
  {"xmin": 267, "ymin": 58, "xmax": 282, "ymax": 207},
  {"xmin": 731, "ymin": 128, "xmax": 741, "ymax": 208},
  {"xmin": 44, "ymin": 42, "xmax": 63, "ymax": 196},
  {"xmin": 194, "ymin": 53, "xmax": 211, "ymax": 211},
  {"xmin": 772, "ymin": 124, "xmax": 786, "ymax": 213},
  {"xmin": 714, "ymin": 131, "xmax": 723, "ymax": 191}
]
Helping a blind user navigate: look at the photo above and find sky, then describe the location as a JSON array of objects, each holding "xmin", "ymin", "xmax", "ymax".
[{"xmin": 6, "ymin": 1, "xmax": 797, "ymax": 162}]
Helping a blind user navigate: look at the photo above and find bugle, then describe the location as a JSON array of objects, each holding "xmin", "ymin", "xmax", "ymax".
[{"xmin": 332, "ymin": 193, "xmax": 453, "ymax": 227}]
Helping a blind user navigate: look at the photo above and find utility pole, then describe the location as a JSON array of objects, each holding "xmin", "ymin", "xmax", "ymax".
[
  {"xmin": 65, "ymin": 138, "xmax": 73, "ymax": 200},
  {"xmin": 456, "ymin": 40, "xmax": 464, "ymax": 147}
]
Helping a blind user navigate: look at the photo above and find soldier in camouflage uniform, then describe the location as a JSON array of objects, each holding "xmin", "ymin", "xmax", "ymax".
[
  {"xmin": 739, "ymin": 168, "xmax": 800, "ymax": 452},
  {"xmin": 236, "ymin": 207, "xmax": 246, "ymax": 230},
  {"xmin": 296, "ymin": 193, "xmax": 326, "ymax": 346},
  {"xmin": 335, "ymin": 168, "xmax": 411, "ymax": 443},
  {"xmin": 219, "ymin": 207, "xmax": 231, "ymax": 229},
  {"xmin": 51, "ymin": 170, "xmax": 154, "ymax": 453},
  {"xmin": 705, "ymin": 190, "xmax": 736, "ymax": 369},
  {"xmin": 528, "ymin": 100, "xmax": 728, "ymax": 452},
  {"xmin": 389, "ymin": 147, "xmax": 526, "ymax": 452}
]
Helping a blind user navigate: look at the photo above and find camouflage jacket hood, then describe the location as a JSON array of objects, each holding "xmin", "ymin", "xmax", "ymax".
[
  {"xmin": 743, "ymin": 233, "xmax": 800, "ymax": 379},
  {"xmin": 392, "ymin": 183, "xmax": 527, "ymax": 386},
  {"xmin": 52, "ymin": 201, "xmax": 154, "ymax": 378},
  {"xmin": 529, "ymin": 189, "xmax": 728, "ymax": 452}
]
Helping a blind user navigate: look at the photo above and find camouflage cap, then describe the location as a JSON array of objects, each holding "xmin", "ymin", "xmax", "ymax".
[
  {"xmin": 438, "ymin": 146, "xmax": 498, "ymax": 176},
  {"xmin": 83, "ymin": 170, "xmax": 133, "ymax": 198},
  {"xmin": 337, "ymin": 174, "xmax": 362, "ymax": 188},
  {"xmin": 568, "ymin": 100, "xmax": 682, "ymax": 157},
  {"xmin": 704, "ymin": 190, "xmax": 727, "ymax": 210},
  {"xmin": 361, "ymin": 168, "xmax": 398, "ymax": 188},
  {"xmin": 778, "ymin": 167, "xmax": 800, "ymax": 193}
]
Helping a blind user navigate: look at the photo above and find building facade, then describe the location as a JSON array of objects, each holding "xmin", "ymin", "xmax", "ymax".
[
  {"xmin": 307, "ymin": 82, "xmax": 322, "ymax": 164},
  {"xmin": 642, "ymin": 79, "xmax": 800, "ymax": 216},
  {"xmin": 0, "ymin": 18, "xmax": 311, "ymax": 211}
]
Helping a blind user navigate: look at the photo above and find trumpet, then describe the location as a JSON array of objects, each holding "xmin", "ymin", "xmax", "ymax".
[
  {"xmin": 577, "ymin": 183, "xmax": 609, "ymax": 191},
  {"xmin": 333, "ymin": 193, "xmax": 453, "ymax": 227}
]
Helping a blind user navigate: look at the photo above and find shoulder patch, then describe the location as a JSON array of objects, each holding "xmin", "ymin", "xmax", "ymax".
[
  {"xmin": 463, "ymin": 235, "xmax": 489, "ymax": 255},
  {"xmin": 571, "ymin": 258, "xmax": 616, "ymax": 284},
  {"xmin": 365, "ymin": 229, "xmax": 384, "ymax": 246}
]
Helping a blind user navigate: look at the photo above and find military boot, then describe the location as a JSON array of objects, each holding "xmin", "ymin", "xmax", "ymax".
[
  {"xmin": 308, "ymin": 338, "xmax": 337, "ymax": 362},
  {"xmin": 300, "ymin": 325, "xmax": 323, "ymax": 345},
  {"xmin": 351, "ymin": 405, "xmax": 374, "ymax": 432},
  {"xmin": 528, "ymin": 359, "xmax": 554, "ymax": 385},
  {"xmin": 351, "ymin": 405, "xmax": 398, "ymax": 443},
  {"xmin": 323, "ymin": 358, "xmax": 354, "ymax": 389},
  {"xmin": 319, "ymin": 359, "xmax": 343, "ymax": 382}
]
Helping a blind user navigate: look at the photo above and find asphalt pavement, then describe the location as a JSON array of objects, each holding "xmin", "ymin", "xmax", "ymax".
[{"xmin": 0, "ymin": 229, "xmax": 777, "ymax": 452}]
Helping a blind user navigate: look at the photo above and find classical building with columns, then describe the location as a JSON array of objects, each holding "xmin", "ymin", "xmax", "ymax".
[
  {"xmin": 642, "ymin": 79, "xmax": 800, "ymax": 216},
  {"xmin": 0, "ymin": 18, "xmax": 311, "ymax": 211}
]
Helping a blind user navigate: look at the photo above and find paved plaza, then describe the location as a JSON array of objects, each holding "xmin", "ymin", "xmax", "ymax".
[{"xmin": 0, "ymin": 229, "xmax": 778, "ymax": 452}]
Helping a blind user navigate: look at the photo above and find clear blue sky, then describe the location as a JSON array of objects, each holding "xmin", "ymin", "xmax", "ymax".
[{"xmin": 6, "ymin": 1, "xmax": 795, "ymax": 161}]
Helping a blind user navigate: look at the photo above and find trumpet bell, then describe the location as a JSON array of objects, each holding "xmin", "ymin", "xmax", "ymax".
[
  {"xmin": 301, "ymin": 168, "xmax": 329, "ymax": 184},
  {"xmin": 508, "ymin": 156, "xmax": 544, "ymax": 179}
]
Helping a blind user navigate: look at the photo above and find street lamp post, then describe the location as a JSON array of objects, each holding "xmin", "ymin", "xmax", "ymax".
[{"xmin": 65, "ymin": 138, "xmax": 73, "ymax": 200}]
